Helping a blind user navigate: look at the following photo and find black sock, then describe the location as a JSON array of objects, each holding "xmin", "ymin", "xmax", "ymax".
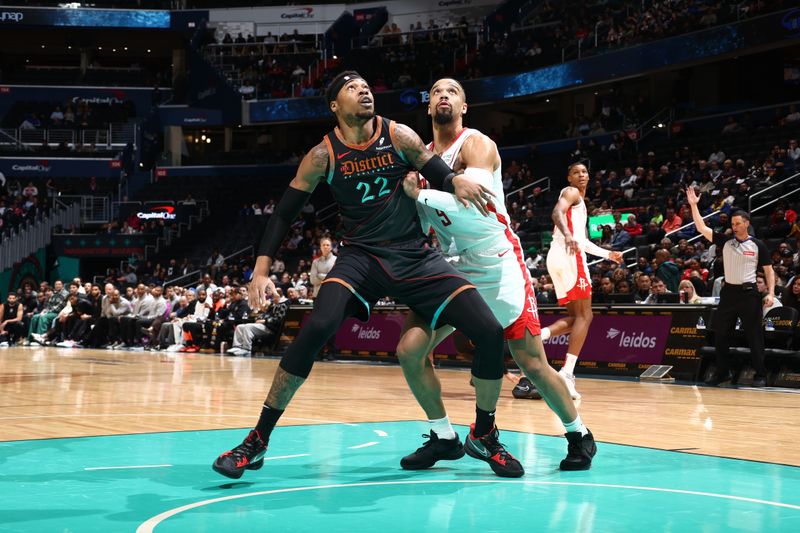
[
  {"xmin": 474, "ymin": 406, "xmax": 495, "ymax": 437},
  {"xmin": 255, "ymin": 403, "xmax": 284, "ymax": 442}
]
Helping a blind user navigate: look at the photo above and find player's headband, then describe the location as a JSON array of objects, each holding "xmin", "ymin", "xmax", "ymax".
[{"xmin": 325, "ymin": 71, "xmax": 365, "ymax": 105}]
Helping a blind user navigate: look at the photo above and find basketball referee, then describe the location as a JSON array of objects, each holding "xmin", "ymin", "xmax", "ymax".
[{"xmin": 687, "ymin": 187, "xmax": 773, "ymax": 387}]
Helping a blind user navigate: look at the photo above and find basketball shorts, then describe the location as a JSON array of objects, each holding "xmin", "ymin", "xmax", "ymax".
[
  {"xmin": 449, "ymin": 239, "xmax": 540, "ymax": 340},
  {"xmin": 321, "ymin": 240, "xmax": 474, "ymax": 329},
  {"xmin": 546, "ymin": 244, "xmax": 592, "ymax": 305}
]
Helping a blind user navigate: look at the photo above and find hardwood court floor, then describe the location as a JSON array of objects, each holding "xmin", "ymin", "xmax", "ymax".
[
  {"xmin": 1, "ymin": 346, "xmax": 796, "ymax": 466},
  {"xmin": 1, "ymin": 347, "xmax": 799, "ymax": 532}
]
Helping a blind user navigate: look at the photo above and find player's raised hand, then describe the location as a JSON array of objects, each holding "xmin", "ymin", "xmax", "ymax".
[
  {"xmin": 249, "ymin": 273, "xmax": 276, "ymax": 309},
  {"xmin": 609, "ymin": 251, "xmax": 624, "ymax": 264},
  {"xmin": 686, "ymin": 186, "xmax": 700, "ymax": 205},
  {"xmin": 452, "ymin": 174, "xmax": 494, "ymax": 216},
  {"xmin": 402, "ymin": 171, "xmax": 421, "ymax": 200}
]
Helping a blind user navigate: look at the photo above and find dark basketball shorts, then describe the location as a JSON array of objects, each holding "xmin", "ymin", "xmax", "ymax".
[{"xmin": 321, "ymin": 241, "xmax": 475, "ymax": 328}]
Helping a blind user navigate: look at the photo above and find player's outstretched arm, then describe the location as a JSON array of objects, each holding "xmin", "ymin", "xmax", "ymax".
[
  {"xmin": 392, "ymin": 122, "xmax": 494, "ymax": 216},
  {"xmin": 552, "ymin": 187, "xmax": 581, "ymax": 255},
  {"xmin": 250, "ymin": 142, "xmax": 327, "ymax": 308}
]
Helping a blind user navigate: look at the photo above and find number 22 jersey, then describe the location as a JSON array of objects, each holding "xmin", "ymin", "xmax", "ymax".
[{"xmin": 323, "ymin": 116, "xmax": 424, "ymax": 248}]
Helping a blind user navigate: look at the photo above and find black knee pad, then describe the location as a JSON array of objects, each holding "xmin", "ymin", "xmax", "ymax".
[{"xmin": 470, "ymin": 321, "xmax": 505, "ymax": 380}]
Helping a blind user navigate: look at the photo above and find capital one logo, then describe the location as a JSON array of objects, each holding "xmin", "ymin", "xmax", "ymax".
[
  {"xmin": 281, "ymin": 7, "xmax": 314, "ymax": 19},
  {"xmin": 137, "ymin": 205, "xmax": 176, "ymax": 220},
  {"xmin": 0, "ymin": 12, "xmax": 23, "ymax": 22}
]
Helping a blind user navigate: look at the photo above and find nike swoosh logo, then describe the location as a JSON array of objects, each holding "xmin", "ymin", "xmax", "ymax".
[
  {"xmin": 471, "ymin": 442, "xmax": 491, "ymax": 458},
  {"xmin": 337, "ymin": 151, "xmax": 352, "ymax": 160},
  {"xmin": 498, "ymin": 250, "xmax": 509, "ymax": 257}
]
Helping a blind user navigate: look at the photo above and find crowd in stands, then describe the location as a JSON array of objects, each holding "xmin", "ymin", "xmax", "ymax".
[
  {"xmin": 0, "ymin": 176, "xmax": 46, "ymax": 238},
  {"xmin": 205, "ymin": 0, "xmax": 792, "ymax": 102}
]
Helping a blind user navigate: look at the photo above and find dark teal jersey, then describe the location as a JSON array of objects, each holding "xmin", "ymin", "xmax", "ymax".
[{"xmin": 323, "ymin": 116, "xmax": 424, "ymax": 247}]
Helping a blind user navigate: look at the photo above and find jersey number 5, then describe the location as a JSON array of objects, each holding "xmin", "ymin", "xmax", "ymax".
[
  {"xmin": 435, "ymin": 209, "xmax": 452, "ymax": 227},
  {"xmin": 356, "ymin": 177, "xmax": 391, "ymax": 203}
]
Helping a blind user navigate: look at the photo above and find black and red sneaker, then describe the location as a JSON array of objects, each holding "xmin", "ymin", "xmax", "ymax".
[
  {"xmin": 464, "ymin": 424, "xmax": 524, "ymax": 478},
  {"xmin": 212, "ymin": 429, "xmax": 268, "ymax": 479}
]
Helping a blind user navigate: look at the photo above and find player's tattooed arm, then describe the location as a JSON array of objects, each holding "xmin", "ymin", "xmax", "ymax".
[
  {"xmin": 251, "ymin": 141, "xmax": 328, "ymax": 309},
  {"xmin": 392, "ymin": 123, "xmax": 434, "ymax": 169},
  {"xmin": 552, "ymin": 187, "xmax": 581, "ymax": 255},
  {"xmin": 290, "ymin": 141, "xmax": 329, "ymax": 191},
  {"xmin": 394, "ymin": 122, "xmax": 494, "ymax": 215}
]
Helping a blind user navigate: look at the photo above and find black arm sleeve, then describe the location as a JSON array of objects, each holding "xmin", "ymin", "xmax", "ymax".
[
  {"xmin": 419, "ymin": 155, "xmax": 457, "ymax": 193},
  {"xmin": 257, "ymin": 187, "xmax": 311, "ymax": 259}
]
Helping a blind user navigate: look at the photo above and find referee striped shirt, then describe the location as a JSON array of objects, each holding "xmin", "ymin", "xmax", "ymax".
[{"xmin": 712, "ymin": 232, "xmax": 769, "ymax": 284}]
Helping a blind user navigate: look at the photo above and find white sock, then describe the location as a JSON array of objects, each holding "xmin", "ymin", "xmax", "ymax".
[
  {"xmin": 540, "ymin": 327, "xmax": 551, "ymax": 341},
  {"xmin": 429, "ymin": 416, "xmax": 456, "ymax": 440},
  {"xmin": 564, "ymin": 416, "xmax": 589, "ymax": 436},
  {"xmin": 562, "ymin": 353, "xmax": 578, "ymax": 375}
]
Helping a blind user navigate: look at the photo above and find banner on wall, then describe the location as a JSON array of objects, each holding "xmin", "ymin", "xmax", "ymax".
[
  {"xmin": 0, "ymin": 157, "xmax": 122, "ymax": 178},
  {"xmin": 277, "ymin": 305, "xmax": 709, "ymax": 379},
  {"xmin": 0, "ymin": 7, "xmax": 170, "ymax": 29}
]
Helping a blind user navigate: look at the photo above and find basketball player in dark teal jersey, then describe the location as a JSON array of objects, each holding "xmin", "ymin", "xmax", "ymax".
[{"xmin": 213, "ymin": 71, "xmax": 525, "ymax": 479}]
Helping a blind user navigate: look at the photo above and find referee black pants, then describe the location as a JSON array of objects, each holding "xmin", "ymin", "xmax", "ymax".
[{"xmin": 714, "ymin": 283, "xmax": 767, "ymax": 376}]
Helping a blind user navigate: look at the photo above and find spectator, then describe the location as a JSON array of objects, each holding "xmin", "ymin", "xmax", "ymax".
[
  {"xmin": 610, "ymin": 222, "xmax": 632, "ymax": 251},
  {"xmin": 780, "ymin": 277, "xmax": 800, "ymax": 313},
  {"xmin": 654, "ymin": 249, "xmax": 680, "ymax": 293},
  {"xmin": 309, "ymin": 237, "xmax": 336, "ymax": 298},
  {"xmin": 677, "ymin": 279, "xmax": 701, "ymax": 304},
  {"xmin": 623, "ymin": 214, "xmax": 642, "ymax": 236},
  {"xmin": 226, "ymin": 291, "xmax": 289, "ymax": 356},
  {"xmin": 0, "ymin": 293, "xmax": 26, "ymax": 346},
  {"xmin": 661, "ymin": 207, "xmax": 683, "ymax": 234}
]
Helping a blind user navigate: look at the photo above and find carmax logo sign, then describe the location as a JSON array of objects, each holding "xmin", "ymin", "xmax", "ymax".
[
  {"xmin": 137, "ymin": 205, "xmax": 176, "ymax": 220},
  {"xmin": 281, "ymin": 7, "xmax": 313, "ymax": 19}
]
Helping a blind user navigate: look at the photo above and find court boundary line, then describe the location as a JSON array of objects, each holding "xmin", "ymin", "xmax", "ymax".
[
  {"xmin": 0, "ymin": 414, "xmax": 800, "ymax": 468},
  {"xmin": 136, "ymin": 479, "xmax": 800, "ymax": 532},
  {"xmin": 2, "ymin": 419, "xmax": 799, "ymax": 468}
]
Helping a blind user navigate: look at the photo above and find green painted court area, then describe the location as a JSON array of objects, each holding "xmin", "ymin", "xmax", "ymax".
[{"xmin": 1, "ymin": 422, "xmax": 798, "ymax": 532}]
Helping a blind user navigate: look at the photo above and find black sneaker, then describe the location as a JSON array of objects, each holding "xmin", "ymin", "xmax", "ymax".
[
  {"xmin": 512, "ymin": 377, "xmax": 543, "ymax": 400},
  {"xmin": 464, "ymin": 424, "xmax": 524, "ymax": 478},
  {"xmin": 560, "ymin": 430, "xmax": 597, "ymax": 471},
  {"xmin": 212, "ymin": 429, "xmax": 268, "ymax": 479},
  {"xmin": 400, "ymin": 430, "xmax": 465, "ymax": 470}
]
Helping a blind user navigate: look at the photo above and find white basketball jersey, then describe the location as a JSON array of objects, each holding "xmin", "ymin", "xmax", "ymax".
[
  {"xmin": 418, "ymin": 128, "xmax": 508, "ymax": 255},
  {"xmin": 551, "ymin": 187, "xmax": 589, "ymax": 246}
]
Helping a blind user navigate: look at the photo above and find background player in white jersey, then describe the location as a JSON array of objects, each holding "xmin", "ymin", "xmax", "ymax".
[
  {"xmin": 525, "ymin": 163, "xmax": 622, "ymax": 400},
  {"xmin": 396, "ymin": 78, "xmax": 597, "ymax": 474}
]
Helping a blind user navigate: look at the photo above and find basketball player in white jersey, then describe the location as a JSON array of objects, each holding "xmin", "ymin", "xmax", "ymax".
[
  {"xmin": 395, "ymin": 78, "xmax": 597, "ymax": 475},
  {"xmin": 528, "ymin": 163, "xmax": 623, "ymax": 400}
]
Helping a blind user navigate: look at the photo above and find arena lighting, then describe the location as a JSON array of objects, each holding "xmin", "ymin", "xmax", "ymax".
[
  {"xmin": 545, "ymin": 98, "xmax": 550, "ymax": 102},
  {"xmin": 332, "ymin": 55, "xmax": 338, "ymax": 59},
  {"xmin": 206, "ymin": 138, "xmax": 211, "ymax": 144},
  {"xmin": 98, "ymin": 46, "xmax": 102, "ymax": 50},
  {"xmin": 657, "ymin": 122, "xmax": 664, "ymax": 128},
  {"xmin": 201, "ymin": 134, "xmax": 207, "ymax": 140},
  {"xmin": 67, "ymin": 46, "xmax": 72, "ymax": 49},
  {"xmin": 112, "ymin": 48, "xmax": 116, "ymax": 52},
  {"xmin": 124, "ymin": 47, "xmax": 128, "ymax": 51},
  {"xmin": 147, "ymin": 49, "xmax": 151, "ymax": 53},
  {"xmin": 41, "ymin": 45, "xmax": 45, "ymax": 49}
]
